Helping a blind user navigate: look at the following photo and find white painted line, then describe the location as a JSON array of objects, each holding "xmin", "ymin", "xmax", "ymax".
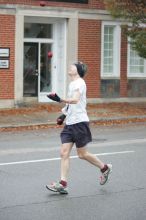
[
  {"xmin": 0, "ymin": 138, "xmax": 145, "ymax": 156},
  {"xmin": 0, "ymin": 150, "xmax": 134, "ymax": 166}
]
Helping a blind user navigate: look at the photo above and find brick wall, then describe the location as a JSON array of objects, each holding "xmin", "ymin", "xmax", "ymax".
[
  {"xmin": 0, "ymin": 15, "xmax": 15, "ymax": 99},
  {"xmin": 0, "ymin": 1, "xmax": 134, "ymax": 101},
  {"xmin": 78, "ymin": 19, "xmax": 101, "ymax": 98},
  {"xmin": 0, "ymin": 0, "xmax": 105, "ymax": 10},
  {"xmin": 89, "ymin": 0, "xmax": 105, "ymax": 9},
  {"xmin": 120, "ymin": 28, "xmax": 128, "ymax": 97},
  {"xmin": 0, "ymin": 1, "xmax": 105, "ymax": 102}
]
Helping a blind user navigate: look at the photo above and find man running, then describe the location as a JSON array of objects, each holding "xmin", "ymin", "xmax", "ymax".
[{"xmin": 46, "ymin": 62, "xmax": 112, "ymax": 194}]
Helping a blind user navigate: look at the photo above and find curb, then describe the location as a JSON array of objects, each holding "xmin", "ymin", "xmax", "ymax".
[
  {"xmin": 91, "ymin": 116, "xmax": 146, "ymax": 125},
  {"xmin": 1, "ymin": 116, "xmax": 146, "ymax": 132},
  {"xmin": 0, "ymin": 122, "xmax": 57, "ymax": 132}
]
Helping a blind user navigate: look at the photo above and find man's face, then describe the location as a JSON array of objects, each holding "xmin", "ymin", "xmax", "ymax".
[{"xmin": 68, "ymin": 65, "xmax": 78, "ymax": 80}]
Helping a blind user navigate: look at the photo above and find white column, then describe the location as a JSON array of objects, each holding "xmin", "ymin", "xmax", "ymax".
[
  {"xmin": 66, "ymin": 15, "xmax": 78, "ymax": 93},
  {"xmin": 14, "ymin": 13, "xmax": 24, "ymax": 105},
  {"xmin": 67, "ymin": 16, "xmax": 78, "ymax": 66}
]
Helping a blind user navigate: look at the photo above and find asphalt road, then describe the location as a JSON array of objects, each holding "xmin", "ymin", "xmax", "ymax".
[{"xmin": 0, "ymin": 124, "xmax": 146, "ymax": 220}]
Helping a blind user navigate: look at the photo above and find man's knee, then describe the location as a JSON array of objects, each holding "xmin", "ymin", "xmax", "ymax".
[
  {"xmin": 77, "ymin": 151, "xmax": 87, "ymax": 160},
  {"xmin": 60, "ymin": 148, "xmax": 70, "ymax": 159}
]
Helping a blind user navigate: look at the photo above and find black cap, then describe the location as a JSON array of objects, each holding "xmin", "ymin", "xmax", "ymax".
[{"xmin": 74, "ymin": 62, "xmax": 87, "ymax": 78}]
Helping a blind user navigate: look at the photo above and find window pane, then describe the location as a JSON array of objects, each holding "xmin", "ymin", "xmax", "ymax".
[
  {"xmin": 103, "ymin": 65, "xmax": 113, "ymax": 73},
  {"xmin": 109, "ymin": 43, "xmax": 113, "ymax": 50},
  {"xmin": 104, "ymin": 58, "xmax": 109, "ymax": 65},
  {"xmin": 129, "ymin": 45, "xmax": 144, "ymax": 74},
  {"xmin": 24, "ymin": 23, "xmax": 52, "ymax": 38},
  {"xmin": 104, "ymin": 50, "xmax": 109, "ymax": 57},
  {"xmin": 109, "ymin": 35, "xmax": 113, "ymax": 42},
  {"xmin": 140, "ymin": 59, "xmax": 144, "ymax": 66},
  {"xmin": 104, "ymin": 35, "xmax": 109, "ymax": 42},
  {"xmin": 140, "ymin": 66, "xmax": 144, "ymax": 73},
  {"xmin": 104, "ymin": 28, "xmax": 108, "ymax": 35},
  {"xmin": 104, "ymin": 42, "xmax": 109, "ymax": 49},
  {"xmin": 23, "ymin": 43, "xmax": 38, "ymax": 97},
  {"xmin": 103, "ymin": 26, "xmax": 114, "ymax": 74},
  {"xmin": 109, "ymin": 28, "xmax": 114, "ymax": 35},
  {"xmin": 40, "ymin": 44, "xmax": 52, "ymax": 92}
]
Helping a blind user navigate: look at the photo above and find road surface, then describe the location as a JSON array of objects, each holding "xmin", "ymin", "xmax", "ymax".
[{"xmin": 0, "ymin": 124, "xmax": 146, "ymax": 220}]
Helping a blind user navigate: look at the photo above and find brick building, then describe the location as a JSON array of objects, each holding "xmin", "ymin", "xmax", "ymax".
[{"xmin": 0, "ymin": 0, "xmax": 146, "ymax": 108}]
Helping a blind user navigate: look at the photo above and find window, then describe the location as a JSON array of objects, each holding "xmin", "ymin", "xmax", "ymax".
[
  {"xmin": 103, "ymin": 26, "xmax": 114, "ymax": 74},
  {"xmin": 101, "ymin": 23, "xmax": 121, "ymax": 78},
  {"xmin": 128, "ymin": 43, "xmax": 146, "ymax": 77},
  {"xmin": 24, "ymin": 23, "xmax": 52, "ymax": 39}
]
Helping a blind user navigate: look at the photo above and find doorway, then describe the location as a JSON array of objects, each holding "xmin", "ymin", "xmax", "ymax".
[
  {"xmin": 23, "ymin": 43, "xmax": 38, "ymax": 97},
  {"xmin": 23, "ymin": 17, "xmax": 66, "ymax": 102},
  {"xmin": 23, "ymin": 42, "xmax": 52, "ymax": 97}
]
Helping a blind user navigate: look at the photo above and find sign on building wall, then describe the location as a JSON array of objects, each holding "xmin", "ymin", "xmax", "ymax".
[
  {"xmin": 0, "ymin": 48, "xmax": 10, "ymax": 58},
  {"xmin": 44, "ymin": 0, "xmax": 88, "ymax": 3},
  {"xmin": 0, "ymin": 48, "xmax": 10, "ymax": 69},
  {"xmin": 0, "ymin": 60, "xmax": 9, "ymax": 69}
]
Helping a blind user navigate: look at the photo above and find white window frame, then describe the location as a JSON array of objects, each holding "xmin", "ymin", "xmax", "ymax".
[
  {"xmin": 101, "ymin": 22, "xmax": 121, "ymax": 78},
  {"xmin": 127, "ymin": 40, "xmax": 146, "ymax": 78}
]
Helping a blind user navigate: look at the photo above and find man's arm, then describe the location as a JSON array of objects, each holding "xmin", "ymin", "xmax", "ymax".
[{"xmin": 61, "ymin": 89, "xmax": 80, "ymax": 104}]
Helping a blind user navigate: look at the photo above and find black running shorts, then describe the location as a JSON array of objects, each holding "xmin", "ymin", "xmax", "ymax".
[{"xmin": 60, "ymin": 122, "xmax": 92, "ymax": 148}]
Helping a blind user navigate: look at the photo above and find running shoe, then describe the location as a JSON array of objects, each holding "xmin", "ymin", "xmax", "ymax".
[
  {"xmin": 100, "ymin": 164, "xmax": 112, "ymax": 185},
  {"xmin": 46, "ymin": 182, "xmax": 68, "ymax": 194}
]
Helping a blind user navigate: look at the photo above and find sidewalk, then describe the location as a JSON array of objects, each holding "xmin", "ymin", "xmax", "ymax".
[{"xmin": 1, "ymin": 102, "xmax": 146, "ymax": 132}]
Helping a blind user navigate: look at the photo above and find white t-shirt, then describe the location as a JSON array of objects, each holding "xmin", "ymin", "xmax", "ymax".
[{"xmin": 62, "ymin": 78, "xmax": 89, "ymax": 125}]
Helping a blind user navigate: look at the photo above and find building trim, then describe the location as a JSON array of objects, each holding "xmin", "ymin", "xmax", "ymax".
[
  {"xmin": 0, "ymin": 4, "xmax": 114, "ymax": 20},
  {"xmin": 0, "ymin": 100, "xmax": 15, "ymax": 109}
]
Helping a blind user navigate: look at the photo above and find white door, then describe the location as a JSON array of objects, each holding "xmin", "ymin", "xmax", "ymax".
[
  {"xmin": 38, "ymin": 43, "xmax": 53, "ymax": 102},
  {"xmin": 39, "ymin": 19, "xmax": 67, "ymax": 102},
  {"xmin": 23, "ymin": 42, "xmax": 39, "ymax": 97}
]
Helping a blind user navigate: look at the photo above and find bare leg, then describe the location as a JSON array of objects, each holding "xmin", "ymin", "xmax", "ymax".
[
  {"xmin": 77, "ymin": 147, "xmax": 104, "ymax": 170},
  {"xmin": 60, "ymin": 142, "xmax": 73, "ymax": 181}
]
